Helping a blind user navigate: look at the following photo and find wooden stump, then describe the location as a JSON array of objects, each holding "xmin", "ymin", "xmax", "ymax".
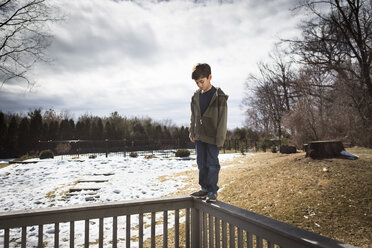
[{"xmin": 306, "ymin": 140, "xmax": 344, "ymax": 159}]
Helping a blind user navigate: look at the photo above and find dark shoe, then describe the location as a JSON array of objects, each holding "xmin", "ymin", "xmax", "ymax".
[
  {"xmin": 206, "ymin": 192, "xmax": 217, "ymax": 202},
  {"xmin": 190, "ymin": 189, "xmax": 208, "ymax": 199}
]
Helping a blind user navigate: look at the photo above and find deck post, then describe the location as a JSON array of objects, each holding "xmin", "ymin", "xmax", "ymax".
[{"xmin": 191, "ymin": 207, "xmax": 201, "ymax": 248}]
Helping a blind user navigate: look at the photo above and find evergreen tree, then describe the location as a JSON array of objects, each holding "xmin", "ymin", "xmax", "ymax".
[
  {"xmin": 68, "ymin": 119, "xmax": 75, "ymax": 139},
  {"xmin": 48, "ymin": 120, "xmax": 59, "ymax": 140},
  {"xmin": 163, "ymin": 126, "xmax": 171, "ymax": 140},
  {"xmin": 17, "ymin": 117, "xmax": 30, "ymax": 155},
  {"xmin": 75, "ymin": 121, "xmax": 84, "ymax": 139},
  {"xmin": 5, "ymin": 116, "xmax": 17, "ymax": 157},
  {"xmin": 42, "ymin": 122, "xmax": 49, "ymax": 140},
  {"xmin": 108, "ymin": 112, "xmax": 126, "ymax": 139},
  {"xmin": 104, "ymin": 121, "xmax": 114, "ymax": 139},
  {"xmin": 143, "ymin": 118, "xmax": 154, "ymax": 140},
  {"xmin": 0, "ymin": 112, "xmax": 6, "ymax": 156},
  {"xmin": 154, "ymin": 124, "xmax": 163, "ymax": 140},
  {"xmin": 83, "ymin": 118, "xmax": 91, "ymax": 139},
  {"xmin": 95, "ymin": 118, "xmax": 104, "ymax": 140},
  {"xmin": 29, "ymin": 109, "xmax": 43, "ymax": 146},
  {"xmin": 133, "ymin": 121, "xmax": 145, "ymax": 140},
  {"xmin": 59, "ymin": 119, "xmax": 72, "ymax": 140},
  {"xmin": 180, "ymin": 126, "xmax": 189, "ymax": 140}
]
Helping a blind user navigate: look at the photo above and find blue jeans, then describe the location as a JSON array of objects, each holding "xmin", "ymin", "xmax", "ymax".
[{"xmin": 195, "ymin": 140, "xmax": 220, "ymax": 193}]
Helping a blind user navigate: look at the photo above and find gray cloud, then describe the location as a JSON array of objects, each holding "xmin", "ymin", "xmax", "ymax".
[
  {"xmin": 42, "ymin": 1, "xmax": 159, "ymax": 73},
  {"xmin": 1, "ymin": 0, "xmax": 303, "ymax": 128},
  {"xmin": 0, "ymin": 89, "xmax": 66, "ymax": 113}
]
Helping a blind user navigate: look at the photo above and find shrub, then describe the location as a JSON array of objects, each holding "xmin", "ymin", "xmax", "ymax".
[
  {"xmin": 129, "ymin": 152, "xmax": 138, "ymax": 158},
  {"xmin": 261, "ymin": 142, "xmax": 267, "ymax": 152},
  {"xmin": 175, "ymin": 149, "xmax": 190, "ymax": 157},
  {"xmin": 271, "ymin": 145, "xmax": 277, "ymax": 153},
  {"xmin": 39, "ymin": 150, "xmax": 54, "ymax": 159},
  {"xmin": 240, "ymin": 145, "xmax": 245, "ymax": 155}
]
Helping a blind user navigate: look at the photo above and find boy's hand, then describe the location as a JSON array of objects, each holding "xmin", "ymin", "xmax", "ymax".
[{"xmin": 190, "ymin": 137, "xmax": 195, "ymax": 143}]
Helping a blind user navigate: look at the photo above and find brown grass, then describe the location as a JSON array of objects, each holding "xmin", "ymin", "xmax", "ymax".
[
  {"xmin": 152, "ymin": 147, "xmax": 372, "ymax": 248},
  {"xmin": 0, "ymin": 155, "xmax": 37, "ymax": 169},
  {"xmin": 0, "ymin": 163, "xmax": 9, "ymax": 169}
]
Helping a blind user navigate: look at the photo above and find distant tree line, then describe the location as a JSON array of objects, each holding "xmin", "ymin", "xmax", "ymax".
[
  {"xmin": 243, "ymin": 0, "xmax": 372, "ymax": 148},
  {"xmin": 0, "ymin": 109, "xmax": 190, "ymax": 158}
]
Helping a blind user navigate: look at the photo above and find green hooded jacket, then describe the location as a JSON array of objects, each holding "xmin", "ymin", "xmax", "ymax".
[{"xmin": 189, "ymin": 87, "xmax": 228, "ymax": 147}]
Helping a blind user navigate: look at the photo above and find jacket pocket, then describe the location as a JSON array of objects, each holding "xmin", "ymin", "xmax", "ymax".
[{"xmin": 201, "ymin": 116, "xmax": 216, "ymax": 137}]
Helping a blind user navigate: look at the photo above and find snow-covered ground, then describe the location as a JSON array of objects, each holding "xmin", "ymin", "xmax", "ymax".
[{"xmin": 0, "ymin": 151, "xmax": 246, "ymax": 248}]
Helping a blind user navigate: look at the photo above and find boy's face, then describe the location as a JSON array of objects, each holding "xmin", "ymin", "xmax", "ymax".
[{"xmin": 195, "ymin": 74, "xmax": 212, "ymax": 92}]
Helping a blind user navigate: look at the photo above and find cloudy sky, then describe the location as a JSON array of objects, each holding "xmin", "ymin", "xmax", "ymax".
[{"xmin": 1, "ymin": 0, "xmax": 303, "ymax": 129}]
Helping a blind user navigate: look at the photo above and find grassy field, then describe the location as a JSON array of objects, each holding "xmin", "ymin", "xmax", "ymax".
[
  {"xmin": 2, "ymin": 148, "xmax": 370, "ymax": 247},
  {"xmin": 164, "ymin": 147, "xmax": 371, "ymax": 248}
]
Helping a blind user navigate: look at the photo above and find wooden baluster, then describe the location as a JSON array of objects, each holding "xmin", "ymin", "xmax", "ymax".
[
  {"xmin": 174, "ymin": 209, "xmax": 179, "ymax": 248},
  {"xmin": 126, "ymin": 215, "xmax": 131, "ymax": 248},
  {"xmin": 215, "ymin": 218, "xmax": 220, "ymax": 248},
  {"xmin": 21, "ymin": 226, "xmax": 26, "ymax": 248},
  {"xmin": 191, "ymin": 207, "xmax": 201, "ymax": 248},
  {"xmin": 85, "ymin": 220, "xmax": 89, "ymax": 248},
  {"xmin": 99, "ymin": 218, "xmax": 104, "ymax": 248},
  {"xmin": 209, "ymin": 215, "xmax": 213, "ymax": 248},
  {"xmin": 38, "ymin": 225, "xmax": 43, "ymax": 248},
  {"xmin": 237, "ymin": 228, "xmax": 243, "ymax": 248},
  {"xmin": 70, "ymin": 222, "xmax": 74, "ymax": 248},
  {"xmin": 222, "ymin": 220, "xmax": 227, "ymax": 248},
  {"xmin": 229, "ymin": 224, "xmax": 235, "ymax": 248},
  {"xmin": 199, "ymin": 209, "xmax": 203, "ymax": 248},
  {"xmin": 151, "ymin": 212, "xmax": 156, "ymax": 248},
  {"xmin": 185, "ymin": 208, "xmax": 190, "ymax": 248},
  {"xmin": 113, "ymin": 217, "xmax": 117, "ymax": 248},
  {"xmin": 54, "ymin": 223, "xmax": 59, "ymax": 248},
  {"xmin": 163, "ymin": 211, "xmax": 168, "ymax": 248},
  {"xmin": 267, "ymin": 240, "xmax": 274, "ymax": 248},
  {"xmin": 139, "ymin": 214, "xmax": 144, "ymax": 248},
  {"xmin": 246, "ymin": 231, "xmax": 253, "ymax": 248},
  {"xmin": 203, "ymin": 212, "xmax": 207, "ymax": 247},
  {"xmin": 4, "ymin": 228, "xmax": 9, "ymax": 248},
  {"xmin": 256, "ymin": 236, "xmax": 263, "ymax": 248}
]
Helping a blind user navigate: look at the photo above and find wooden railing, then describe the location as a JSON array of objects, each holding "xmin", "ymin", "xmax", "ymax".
[{"xmin": 0, "ymin": 196, "xmax": 354, "ymax": 248}]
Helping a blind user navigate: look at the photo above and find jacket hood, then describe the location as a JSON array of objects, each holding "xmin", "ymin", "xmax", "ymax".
[{"xmin": 216, "ymin": 87, "xmax": 229, "ymax": 100}]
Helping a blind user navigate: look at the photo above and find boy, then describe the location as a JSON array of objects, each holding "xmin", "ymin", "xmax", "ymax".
[{"xmin": 189, "ymin": 63, "xmax": 228, "ymax": 202}]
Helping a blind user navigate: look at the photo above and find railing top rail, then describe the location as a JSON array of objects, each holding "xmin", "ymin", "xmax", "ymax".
[
  {"xmin": 194, "ymin": 199, "xmax": 355, "ymax": 248},
  {"xmin": 0, "ymin": 196, "xmax": 193, "ymax": 229}
]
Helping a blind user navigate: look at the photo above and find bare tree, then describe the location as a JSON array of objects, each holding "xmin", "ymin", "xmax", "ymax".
[
  {"xmin": 283, "ymin": 62, "xmax": 372, "ymax": 147},
  {"xmin": 283, "ymin": 66, "xmax": 335, "ymax": 146},
  {"xmin": 288, "ymin": 0, "xmax": 372, "ymax": 116},
  {"xmin": 242, "ymin": 48, "xmax": 298, "ymax": 139},
  {"xmin": 0, "ymin": 0, "xmax": 59, "ymax": 87},
  {"xmin": 282, "ymin": 0, "xmax": 372, "ymax": 146}
]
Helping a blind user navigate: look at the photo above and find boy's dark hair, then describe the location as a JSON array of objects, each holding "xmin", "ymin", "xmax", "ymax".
[{"xmin": 192, "ymin": 63, "xmax": 211, "ymax": 80}]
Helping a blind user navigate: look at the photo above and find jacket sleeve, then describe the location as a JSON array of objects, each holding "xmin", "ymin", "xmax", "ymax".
[
  {"xmin": 189, "ymin": 97, "xmax": 195, "ymax": 138},
  {"xmin": 216, "ymin": 96, "xmax": 228, "ymax": 147}
]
